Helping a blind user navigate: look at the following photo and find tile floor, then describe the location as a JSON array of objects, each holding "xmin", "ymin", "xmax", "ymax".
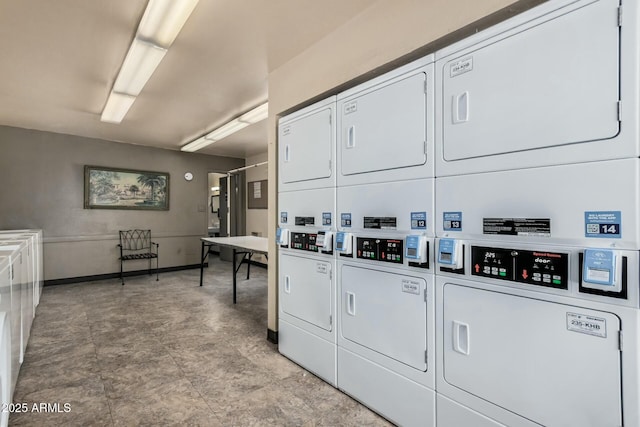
[{"xmin": 8, "ymin": 256, "xmax": 392, "ymax": 426}]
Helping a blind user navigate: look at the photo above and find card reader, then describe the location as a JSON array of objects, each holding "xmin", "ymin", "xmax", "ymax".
[
  {"xmin": 582, "ymin": 248, "xmax": 621, "ymax": 293},
  {"xmin": 335, "ymin": 232, "xmax": 353, "ymax": 255},
  {"xmin": 438, "ymin": 238, "xmax": 463, "ymax": 270}
]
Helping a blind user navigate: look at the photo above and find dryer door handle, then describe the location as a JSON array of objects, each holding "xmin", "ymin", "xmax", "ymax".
[
  {"xmin": 346, "ymin": 126, "xmax": 356, "ymax": 148},
  {"xmin": 346, "ymin": 292, "xmax": 356, "ymax": 316},
  {"xmin": 453, "ymin": 320, "xmax": 470, "ymax": 355},
  {"xmin": 453, "ymin": 91, "xmax": 469, "ymax": 124},
  {"xmin": 284, "ymin": 275, "xmax": 291, "ymax": 294}
]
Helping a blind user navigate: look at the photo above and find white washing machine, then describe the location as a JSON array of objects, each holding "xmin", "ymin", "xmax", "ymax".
[
  {"xmin": 337, "ymin": 54, "xmax": 434, "ymax": 187},
  {"xmin": 435, "ymin": 0, "xmax": 640, "ymax": 177},
  {"xmin": 435, "ymin": 158, "xmax": 640, "ymax": 250},
  {"xmin": 335, "ymin": 182, "xmax": 435, "ymax": 426},
  {"xmin": 0, "ymin": 248, "xmax": 22, "ymax": 399},
  {"xmin": 278, "ymin": 96, "xmax": 336, "ymax": 192},
  {"xmin": 0, "ymin": 241, "xmax": 32, "ymax": 362},
  {"xmin": 0, "ymin": 312, "xmax": 10, "ymax": 427},
  {"xmin": 277, "ymin": 188, "xmax": 337, "ymax": 385},
  {"xmin": 0, "ymin": 230, "xmax": 43, "ymax": 307},
  {"xmin": 434, "ymin": 239, "xmax": 640, "ymax": 427}
]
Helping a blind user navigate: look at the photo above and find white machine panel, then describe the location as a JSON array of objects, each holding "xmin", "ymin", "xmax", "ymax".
[
  {"xmin": 0, "ymin": 230, "xmax": 42, "ymax": 307},
  {"xmin": 278, "ymin": 96, "xmax": 336, "ymax": 191},
  {"xmin": 340, "ymin": 265, "xmax": 427, "ymax": 371},
  {"xmin": 337, "ymin": 56, "xmax": 434, "ymax": 185},
  {"xmin": 435, "ymin": 0, "xmax": 630, "ymax": 176},
  {"xmin": 278, "ymin": 187, "xmax": 335, "ymax": 232},
  {"xmin": 437, "ymin": 394, "xmax": 506, "ymax": 427},
  {"xmin": 279, "ymin": 253, "xmax": 332, "ymax": 332},
  {"xmin": 0, "ymin": 241, "xmax": 32, "ymax": 359},
  {"xmin": 337, "ymin": 179, "xmax": 434, "ymax": 235},
  {"xmin": 0, "ymin": 252, "xmax": 20, "ymax": 399},
  {"xmin": 338, "ymin": 347, "xmax": 436, "ymax": 427},
  {"xmin": 278, "ymin": 321, "xmax": 336, "ymax": 386},
  {"xmin": 0, "ymin": 313, "xmax": 9, "ymax": 427},
  {"xmin": 435, "ymin": 159, "xmax": 640, "ymax": 249},
  {"xmin": 443, "ymin": 282, "xmax": 622, "ymax": 427}
]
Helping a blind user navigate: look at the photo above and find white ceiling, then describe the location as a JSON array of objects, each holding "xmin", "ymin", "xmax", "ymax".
[{"xmin": 0, "ymin": 0, "xmax": 376, "ymax": 158}]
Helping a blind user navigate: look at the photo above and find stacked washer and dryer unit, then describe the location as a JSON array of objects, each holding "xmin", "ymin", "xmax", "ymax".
[
  {"xmin": 277, "ymin": 0, "xmax": 640, "ymax": 426},
  {"xmin": 277, "ymin": 97, "xmax": 339, "ymax": 386},
  {"xmin": 434, "ymin": 0, "xmax": 639, "ymax": 426},
  {"xmin": 334, "ymin": 56, "xmax": 436, "ymax": 426}
]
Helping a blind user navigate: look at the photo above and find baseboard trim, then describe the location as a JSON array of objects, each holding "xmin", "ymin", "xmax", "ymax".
[
  {"xmin": 267, "ymin": 328, "xmax": 278, "ymax": 344},
  {"xmin": 44, "ymin": 263, "xmax": 207, "ymax": 286}
]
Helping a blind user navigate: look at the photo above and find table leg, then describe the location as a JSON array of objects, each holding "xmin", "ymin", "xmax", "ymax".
[
  {"xmin": 200, "ymin": 241, "xmax": 205, "ymax": 286},
  {"xmin": 232, "ymin": 248, "xmax": 237, "ymax": 304},
  {"xmin": 246, "ymin": 253, "xmax": 253, "ymax": 279}
]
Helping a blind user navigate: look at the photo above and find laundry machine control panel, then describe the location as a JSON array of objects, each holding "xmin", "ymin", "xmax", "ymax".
[
  {"xmin": 356, "ymin": 237, "xmax": 403, "ymax": 264},
  {"xmin": 290, "ymin": 232, "xmax": 319, "ymax": 252},
  {"xmin": 471, "ymin": 246, "xmax": 569, "ymax": 290}
]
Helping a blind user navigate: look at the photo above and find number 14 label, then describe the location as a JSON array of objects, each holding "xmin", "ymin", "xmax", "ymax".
[{"xmin": 585, "ymin": 211, "xmax": 621, "ymax": 239}]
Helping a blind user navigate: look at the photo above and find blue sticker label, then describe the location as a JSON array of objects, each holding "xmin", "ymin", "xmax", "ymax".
[
  {"xmin": 280, "ymin": 212, "xmax": 288, "ymax": 224},
  {"xmin": 585, "ymin": 211, "xmax": 621, "ymax": 238},
  {"xmin": 443, "ymin": 212, "xmax": 462, "ymax": 231},
  {"xmin": 322, "ymin": 212, "xmax": 332, "ymax": 226},
  {"xmin": 341, "ymin": 213, "xmax": 352, "ymax": 228},
  {"xmin": 411, "ymin": 212, "xmax": 427, "ymax": 230}
]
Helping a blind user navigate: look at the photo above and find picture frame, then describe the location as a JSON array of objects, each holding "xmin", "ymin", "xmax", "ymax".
[{"xmin": 84, "ymin": 165, "xmax": 170, "ymax": 210}]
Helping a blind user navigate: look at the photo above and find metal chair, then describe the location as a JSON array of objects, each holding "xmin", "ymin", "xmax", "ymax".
[{"xmin": 117, "ymin": 229, "xmax": 159, "ymax": 285}]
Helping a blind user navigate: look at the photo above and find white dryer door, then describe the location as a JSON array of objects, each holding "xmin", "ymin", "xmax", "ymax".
[
  {"xmin": 279, "ymin": 254, "xmax": 332, "ymax": 331},
  {"xmin": 443, "ymin": 283, "xmax": 622, "ymax": 427},
  {"xmin": 341, "ymin": 265, "xmax": 428, "ymax": 371},
  {"xmin": 279, "ymin": 107, "xmax": 333, "ymax": 185},
  {"xmin": 340, "ymin": 72, "xmax": 427, "ymax": 176},
  {"xmin": 441, "ymin": 0, "xmax": 620, "ymax": 161}
]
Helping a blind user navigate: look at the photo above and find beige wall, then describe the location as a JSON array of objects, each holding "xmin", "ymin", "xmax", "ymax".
[
  {"xmin": 0, "ymin": 125, "xmax": 244, "ymax": 281},
  {"xmin": 245, "ymin": 152, "xmax": 269, "ymax": 264},
  {"xmin": 266, "ymin": 0, "xmax": 543, "ymax": 331}
]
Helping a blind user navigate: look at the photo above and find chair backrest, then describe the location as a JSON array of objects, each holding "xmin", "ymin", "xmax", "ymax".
[{"xmin": 119, "ymin": 229, "xmax": 152, "ymax": 251}]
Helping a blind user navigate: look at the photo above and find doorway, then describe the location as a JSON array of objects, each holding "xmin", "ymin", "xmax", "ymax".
[{"xmin": 208, "ymin": 172, "xmax": 246, "ymax": 261}]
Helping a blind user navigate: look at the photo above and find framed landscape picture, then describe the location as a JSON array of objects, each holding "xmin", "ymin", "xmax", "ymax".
[{"xmin": 84, "ymin": 165, "xmax": 170, "ymax": 210}]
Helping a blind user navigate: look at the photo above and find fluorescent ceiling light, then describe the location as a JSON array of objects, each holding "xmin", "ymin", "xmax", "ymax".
[
  {"xmin": 181, "ymin": 136, "xmax": 211, "ymax": 152},
  {"xmin": 207, "ymin": 119, "xmax": 249, "ymax": 141},
  {"xmin": 138, "ymin": 0, "xmax": 200, "ymax": 48},
  {"xmin": 181, "ymin": 101, "xmax": 268, "ymax": 152},
  {"xmin": 113, "ymin": 39, "xmax": 167, "ymax": 96},
  {"xmin": 101, "ymin": 92, "xmax": 136, "ymax": 123},
  {"xmin": 101, "ymin": 0, "xmax": 198, "ymax": 123},
  {"xmin": 239, "ymin": 102, "xmax": 269, "ymax": 124}
]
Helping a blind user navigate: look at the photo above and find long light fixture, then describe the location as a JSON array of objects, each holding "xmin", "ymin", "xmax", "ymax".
[
  {"xmin": 181, "ymin": 102, "xmax": 269, "ymax": 152},
  {"xmin": 101, "ymin": 0, "xmax": 199, "ymax": 123}
]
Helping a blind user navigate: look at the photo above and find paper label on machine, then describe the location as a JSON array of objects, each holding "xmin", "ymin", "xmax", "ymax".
[
  {"xmin": 450, "ymin": 57, "xmax": 473, "ymax": 77},
  {"xmin": 344, "ymin": 101, "xmax": 358, "ymax": 115},
  {"xmin": 566, "ymin": 313, "xmax": 607, "ymax": 338},
  {"xmin": 401, "ymin": 279, "xmax": 420, "ymax": 295},
  {"xmin": 483, "ymin": 218, "xmax": 551, "ymax": 236},
  {"xmin": 316, "ymin": 263, "xmax": 328, "ymax": 274}
]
